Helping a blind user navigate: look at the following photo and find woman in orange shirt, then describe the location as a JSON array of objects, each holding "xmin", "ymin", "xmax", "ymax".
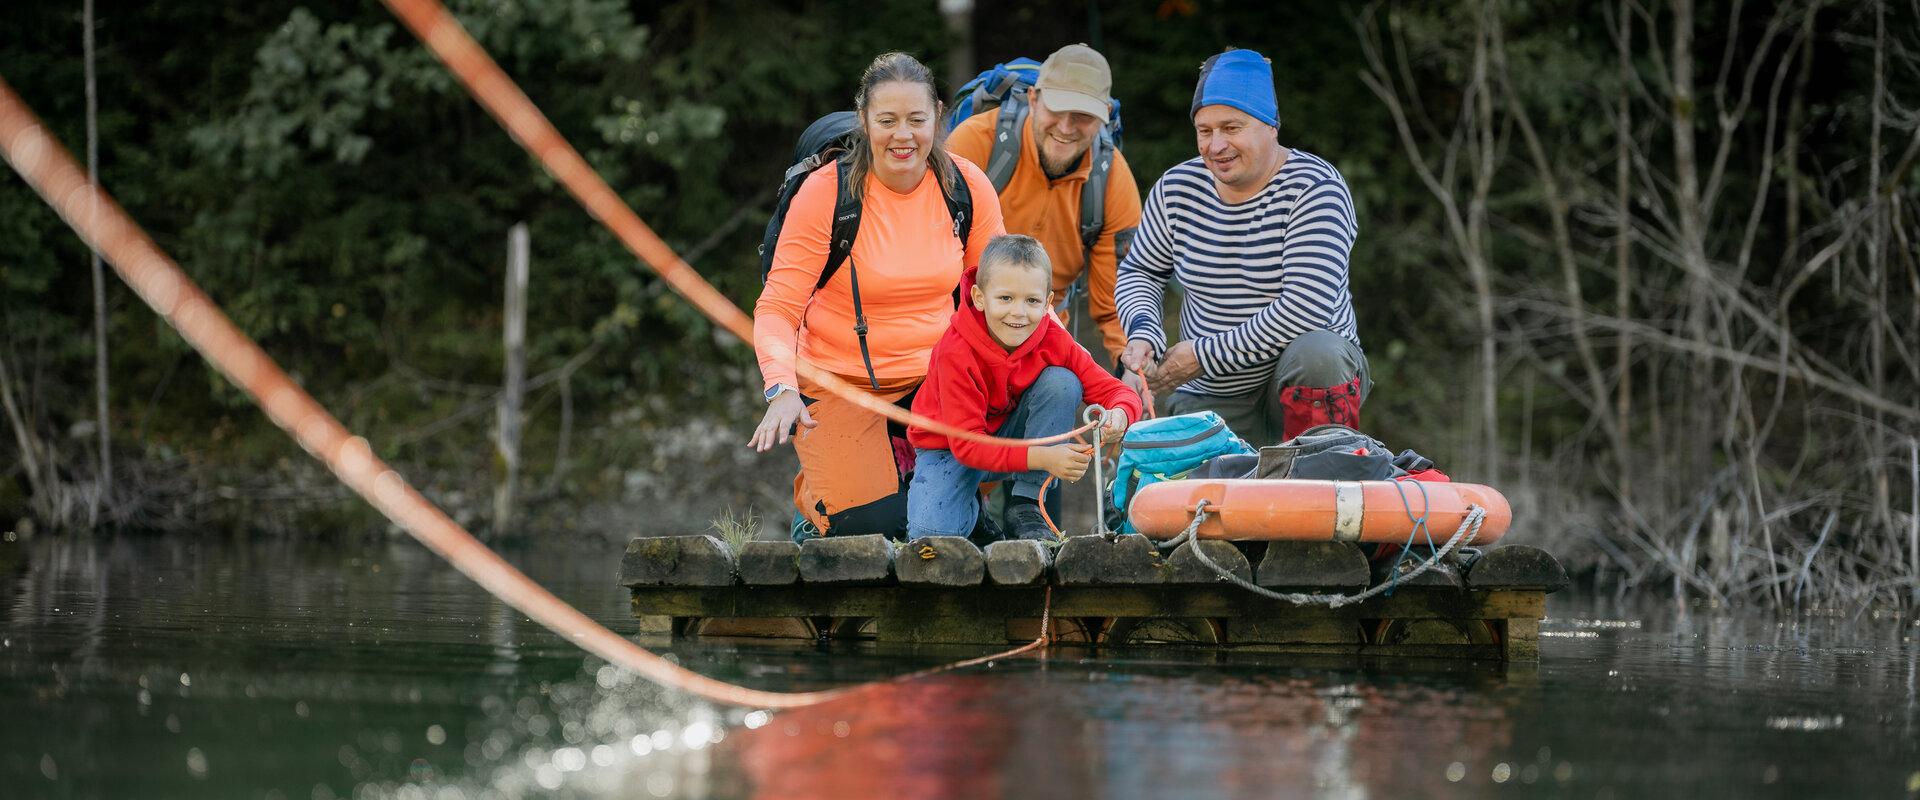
[{"xmin": 749, "ymin": 52, "xmax": 1007, "ymax": 539}]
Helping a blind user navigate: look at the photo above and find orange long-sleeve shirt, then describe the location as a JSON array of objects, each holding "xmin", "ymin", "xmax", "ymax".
[
  {"xmin": 754, "ymin": 157, "xmax": 1006, "ymax": 390},
  {"xmin": 946, "ymin": 106, "xmax": 1143, "ymax": 363}
]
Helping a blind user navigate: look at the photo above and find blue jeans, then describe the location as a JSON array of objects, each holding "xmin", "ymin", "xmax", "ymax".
[{"xmin": 907, "ymin": 366, "xmax": 1081, "ymax": 540}]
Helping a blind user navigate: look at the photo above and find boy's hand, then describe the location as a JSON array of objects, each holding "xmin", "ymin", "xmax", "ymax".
[
  {"xmin": 1030, "ymin": 443, "xmax": 1093, "ymax": 482},
  {"xmin": 1098, "ymin": 407, "xmax": 1130, "ymax": 445}
]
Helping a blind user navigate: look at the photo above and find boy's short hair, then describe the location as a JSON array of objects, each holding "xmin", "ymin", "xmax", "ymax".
[{"xmin": 977, "ymin": 234, "xmax": 1051, "ymax": 286}]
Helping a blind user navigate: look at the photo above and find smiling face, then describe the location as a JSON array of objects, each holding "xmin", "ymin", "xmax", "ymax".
[
  {"xmin": 1194, "ymin": 104, "xmax": 1281, "ymax": 192},
  {"xmin": 1028, "ymin": 87, "xmax": 1105, "ymax": 178},
  {"xmin": 863, "ymin": 80, "xmax": 938, "ymax": 190},
  {"xmin": 971, "ymin": 261, "xmax": 1053, "ymax": 351}
]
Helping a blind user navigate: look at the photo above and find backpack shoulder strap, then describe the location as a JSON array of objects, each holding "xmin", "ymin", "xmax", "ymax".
[
  {"xmin": 984, "ymin": 88, "xmax": 1028, "ymax": 192},
  {"xmin": 1078, "ymin": 134, "xmax": 1114, "ymax": 257},
  {"xmin": 817, "ymin": 156, "xmax": 863, "ymax": 292},
  {"xmin": 828, "ymin": 156, "xmax": 881, "ymax": 388},
  {"xmin": 942, "ymin": 165, "xmax": 973, "ymax": 253}
]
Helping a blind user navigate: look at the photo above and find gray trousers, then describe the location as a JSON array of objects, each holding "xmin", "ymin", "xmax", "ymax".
[{"xmin": 1162, "ymin": 329, "xmax": 1371, "ymax": 447}]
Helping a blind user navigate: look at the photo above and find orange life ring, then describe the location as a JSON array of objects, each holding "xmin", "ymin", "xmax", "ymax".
[{"xmin": 1126, "ymin": 479, "xmax": 1513, "ymax": 544}]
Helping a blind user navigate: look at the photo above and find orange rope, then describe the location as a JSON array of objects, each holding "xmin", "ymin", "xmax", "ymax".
[
  {"xmin": 0, "ymin": 77, "xmax": 853, "ymax": 709},
  {"xmin": 1132, "ymin": 365, "xmax": 1157, "ymax": 420},
  {"xmin": 1033, "ymin": 436, "xmax": 1094, "ymax": 540},
  {"xmin": 0, "ymin": 77, "xmax": 1069, "ymax": 711},
  {"xmin": 377, "ymin": 0, "xmax": 1095, "ymax": 449}
]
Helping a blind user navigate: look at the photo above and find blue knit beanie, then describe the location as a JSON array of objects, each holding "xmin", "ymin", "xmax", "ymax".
[{"xmin": 1191, "ymin": 49, "xmax": 1279, "ymax": 129}]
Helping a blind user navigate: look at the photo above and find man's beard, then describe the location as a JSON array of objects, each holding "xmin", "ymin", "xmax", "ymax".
[{"xmin": 1039, "ymin": 143, "xmax": 1086, "ymax": 180}]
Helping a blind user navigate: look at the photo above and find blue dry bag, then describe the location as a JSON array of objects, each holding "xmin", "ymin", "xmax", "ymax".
[{"xmin": 1107, "ymin": 411, "xmax": 1253, "ymax": 534}]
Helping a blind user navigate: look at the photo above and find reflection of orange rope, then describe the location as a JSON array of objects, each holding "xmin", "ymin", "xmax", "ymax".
[{"xmin": 376, "ymin": 0, "xmax": 1095, "ymax": 448}]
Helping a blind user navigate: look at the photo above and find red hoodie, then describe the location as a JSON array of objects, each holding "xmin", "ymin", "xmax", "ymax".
[{"xmin": 908, "ymin": 269, "xmax": 1145, "ymax": 473}]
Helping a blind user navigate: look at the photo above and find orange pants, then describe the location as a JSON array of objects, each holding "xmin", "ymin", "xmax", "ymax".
[{"xmin": 792, "ymin": 372, "xmax": 922, "ymax": 537}]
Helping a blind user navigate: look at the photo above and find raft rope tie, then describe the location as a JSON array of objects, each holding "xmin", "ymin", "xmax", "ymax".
[
  {"xmin": 1158, "ymin": 499, "xmax": 1486, "ymax": 609},
  {"xmin": 1383, "ymin": 477, "xmax": 1436, "ymax": 597}
]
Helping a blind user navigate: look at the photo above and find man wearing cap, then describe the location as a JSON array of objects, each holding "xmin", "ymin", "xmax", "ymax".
[
  {"xmin": 948, "ymin": 44, "xmax": 1143, "ymax": 374},
  {"xmin": 1116, "ymin": 48, "xmax": 1369, "ymax": 446}
]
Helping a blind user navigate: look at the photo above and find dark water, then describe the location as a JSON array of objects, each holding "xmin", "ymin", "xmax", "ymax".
[{"xmin": 4, "ymin": 534, "xmax": 1917, "ymax": 799}]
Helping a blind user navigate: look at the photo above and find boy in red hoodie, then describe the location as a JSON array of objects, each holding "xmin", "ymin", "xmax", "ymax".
[{"xmin": 907, "ymin": 235, "xmax": 1144, "ymax": 542}]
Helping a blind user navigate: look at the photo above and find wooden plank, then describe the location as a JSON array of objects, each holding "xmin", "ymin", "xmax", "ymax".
[
  {"xmin": 875, "ymin": 590, "xmax": 1006, "ymax": 644},
  {"xmin": 1502, "ymin": 617, "xmax": 1540, "ymax": 660},
  {"xmin": 797, "ymin": 534, "xmax": 894, "ymax": 584},
  {"xmin": 1468, "ymin": 545, "xmax": 1570, "ymax": 593},
  {"xmin": 1256, "ymin": 542, "xmax": 1369, "ymax": 589},
  {"xmin": 1232, "ymin": 617, "xmax": 1363, "ymax": 645},
  {"xmin": 895, "ymin": 537, "xmax": 985, "ymax": 586},
  {"xmin": 629, "ymin": 585, "xmax": 1546, "ymax": 622},
  {"xmin": 619, "ymin": 535, "xmax": 735, "ymax": 587},
  {"xmin": 985, "ymin": 540, "xmax": 1052, "ymax": 585},
  {"xmin": 1370, "ymin": 552, "xmax": 1464, "ymax": 589},
  {"xmin": 1163, "ymin": 540, "xmax": 1253, "ymax": 584},
  {"xmin": 1054, "ymin": 534, "xmax": 1168, "ymax": 585},
  {"xmin": 737, "ymin": 540, "xmax": 800, "ymax": 585},
  {"xmin": 693, "ymin": 617, "xmax": 817, "ymax": 640}
]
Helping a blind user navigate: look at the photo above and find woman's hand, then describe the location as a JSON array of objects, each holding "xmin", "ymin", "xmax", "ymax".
[
  {"xmin": 1098, "ymin": 407, "xmax": 1130, "ymax": 445},
  {"xmin": 749, "ymin": 392, "xmax": 815, "ymax": 452},
  {"xmin": 1029, "ymin": 443, "xmax": 1093, "ymax": 482}
]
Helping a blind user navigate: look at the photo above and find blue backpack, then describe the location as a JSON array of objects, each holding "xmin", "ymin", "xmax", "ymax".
[
  {"xmin": 1107, "ymin": 412, "xmax": 1253, "ymax": 534},
  {"xmin": 947, "ymin": 59, "xmax": 1127, "ymax": 317}
]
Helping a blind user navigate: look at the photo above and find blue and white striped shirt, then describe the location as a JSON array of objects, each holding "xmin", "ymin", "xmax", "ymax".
[{"xmin": 1116, "ymin": 151, "xmax": 1360, "ymax": 397}]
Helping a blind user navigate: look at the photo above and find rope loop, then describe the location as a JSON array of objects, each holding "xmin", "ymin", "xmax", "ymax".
[{"xmin": 1162, "ymin": 499, "xmax": 1485, "ymax": 609}]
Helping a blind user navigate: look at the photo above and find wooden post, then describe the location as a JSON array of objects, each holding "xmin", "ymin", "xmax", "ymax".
[
  {"xmin": 939, "ymin": 0, "xmax": 974, "ymax": 92},
  {"xmin": 85, "ymin": 0, "xmax": 113, "ymax": 523},
  {"xmin": 493, "ymin": 223, "xmax": 529, "ymax": 536}
]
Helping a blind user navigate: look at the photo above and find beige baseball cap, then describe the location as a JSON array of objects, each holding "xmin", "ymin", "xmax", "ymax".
[{"xmin": 1035, "ymin": 44, "xmax": 1112, "ymax": 121}]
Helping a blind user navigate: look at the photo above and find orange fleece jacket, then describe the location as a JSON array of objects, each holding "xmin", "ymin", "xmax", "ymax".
[
  {"xmin": 754, "ymin": 157, "xmax": 1006, "ymax": 390},
  {"xmin": 946, "ymin": 106, "xmax": 1143, "ymax": 363}
]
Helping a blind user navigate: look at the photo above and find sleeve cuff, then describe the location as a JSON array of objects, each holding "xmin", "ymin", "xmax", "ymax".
[{"xmin": 1193, "ymin": 334, "xmax": 1233, "ymax": 377}]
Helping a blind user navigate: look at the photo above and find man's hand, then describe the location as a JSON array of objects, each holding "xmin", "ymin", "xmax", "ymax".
[
  {"xmin": 1120, "ymin": 340, "xmax": 1156, "ymax": 374},
  {"xmin": 1146, "ymin": 340, "xmax": 1201, "ymax": 395},
  {"xmin": 1028, "ymin": 443, "xmax": 1093, "ymax": 482}
]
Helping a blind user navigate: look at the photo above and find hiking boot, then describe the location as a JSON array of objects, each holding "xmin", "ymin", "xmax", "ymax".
[
  {"xmin": 966, "ymin": 508, "xmax": 1005, "ymax": 549},
  {"xmin": 1003, "ymin": 503, "xmax": 1056, "ymax": 542},
  {"xmin": 789, "ymin": 511, "xmax": 821, "ymax": 545}
]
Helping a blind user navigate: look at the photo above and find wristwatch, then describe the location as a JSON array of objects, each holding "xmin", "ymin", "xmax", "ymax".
[{"xmin": 764, "ymin": 383, "xmax": 796, "ymax": 404}]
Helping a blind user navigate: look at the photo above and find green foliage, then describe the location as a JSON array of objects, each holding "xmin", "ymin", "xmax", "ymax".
[{"xmin": 1, "ymin": 0, "xmax": 1910, "ymax": 561}]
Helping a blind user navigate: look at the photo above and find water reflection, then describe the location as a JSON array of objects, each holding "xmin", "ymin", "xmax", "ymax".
[
  {"xmin": 710, "ymin": 656, "xmax": 1539, "ymax": 798},
  {"xmin": 5, "ymin": 535, "xmax": 1920, "ymax": 798}
]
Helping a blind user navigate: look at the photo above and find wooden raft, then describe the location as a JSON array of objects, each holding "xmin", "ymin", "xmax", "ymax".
[{"xmin": 622, "ymin": 534, "xmax": 1568, "ymax": 661}]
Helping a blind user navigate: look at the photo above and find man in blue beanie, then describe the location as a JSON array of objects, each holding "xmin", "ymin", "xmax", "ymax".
[{"xmin": 1115, "ymin": 48, "xmax": 1370, "ymax": 445}]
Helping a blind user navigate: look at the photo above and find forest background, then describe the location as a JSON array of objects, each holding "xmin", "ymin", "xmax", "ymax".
[{"xmin": 1, "ymin": 0, "xmax": 1915, "ymax": 610}]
